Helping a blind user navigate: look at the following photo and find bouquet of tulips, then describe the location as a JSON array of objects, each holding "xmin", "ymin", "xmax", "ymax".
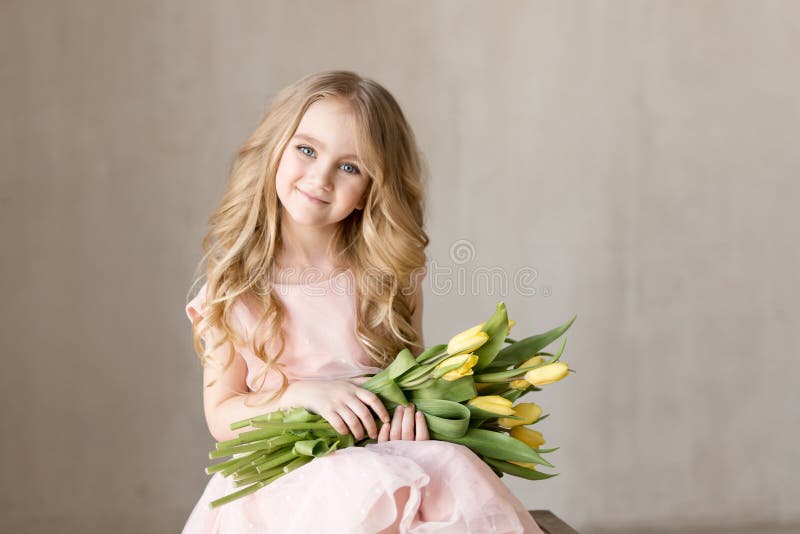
[{"xmin": 204, "ymin": 301, "xmax": 576, "ymax": 509}]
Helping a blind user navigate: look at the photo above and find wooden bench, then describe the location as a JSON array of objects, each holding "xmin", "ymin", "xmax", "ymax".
[{"xmin": 529, "ymin": 510, "xmax": 579, "ymax": 533}]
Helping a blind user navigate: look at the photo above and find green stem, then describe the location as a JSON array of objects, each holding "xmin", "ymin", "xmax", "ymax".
[
  {"xmin": 230, "ymin": 411, "xmax": 285, "ymax": 431},
  {"xmin": 210, "ymin": 433, "xmax": 303, "ymax": 459},
  {"xmin": 215, "ymin": 427, "xmax": 285, "ymax": 449},
  {"xmin": 256, "ymin": 449, "xmax": 299, "ymax": 473},
  {"xmin": 209, "ymin": 474, "xmax": 283, "ymax": 509},
  {"xmin": 235, "ymin": 465, "xmax": 286, "ymax": 486},
  {"xmin": 282, "ymin": 455, "xmax": 312, "ymax": 473},
  {"xmin": 250, "ymin": 421, "xmax": 334, "ymax": 431},
  {"xmin": 206, "ymin": 450, "xmax": 262, "ymax": 476}
]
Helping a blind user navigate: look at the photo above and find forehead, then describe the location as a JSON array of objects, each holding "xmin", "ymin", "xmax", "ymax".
[{"xmin": 294, "ymin": 98, "xmax": 359, "ymax": 156}]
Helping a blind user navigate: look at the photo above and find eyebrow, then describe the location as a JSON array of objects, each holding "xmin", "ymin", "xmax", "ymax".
[{"xmin": 292, "ymin": 133, "xmax": 359, "ymax": 161}]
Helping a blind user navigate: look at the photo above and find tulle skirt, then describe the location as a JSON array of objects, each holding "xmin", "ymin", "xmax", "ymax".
[{"xmin": 182, "ymin": 440, "xmax": 543, "ymax": 533}]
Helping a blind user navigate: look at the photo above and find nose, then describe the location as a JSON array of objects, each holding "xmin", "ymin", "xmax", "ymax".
[{"xmin": 306, "ymin": 162, "xmax": 334, "ymax": 192}]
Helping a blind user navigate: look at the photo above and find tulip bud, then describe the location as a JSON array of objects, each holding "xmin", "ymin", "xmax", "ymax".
[
  {"xmin": 499, "ymin": 402, "xmax": 542, "ymax": 428},
  {"xmin": 507, "ymin": 319, "xmax": 516, "ymax": 335},
  {"xmin": 467, "ymin": 395, "xmax": 516, "ymax": 416},
  {"xmin": 509, "ymin": 379, "xmax": 529, "ymax": 389},
  {"xmin": 434, "ymin": 353, "xmax": 479, "ymax": 381},
  {"xmin": 510, "ymin": 426, "xmax": 546, "ymax": 448},
  {"xmin": 524, "ymin": 362, "xmax": 569, "ymax": 386},
  {"xmin": 520, "ymin": 355, "xmax": 545, "ymax": 369},
  {"xmin": 446, "ymin": 326, "xmax": 489, "ymax": 356}
]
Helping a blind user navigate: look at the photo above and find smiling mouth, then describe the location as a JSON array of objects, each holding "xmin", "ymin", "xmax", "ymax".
[{"xmin": 297, "ymin": 188, "xmax": 329, "ymax": 204}]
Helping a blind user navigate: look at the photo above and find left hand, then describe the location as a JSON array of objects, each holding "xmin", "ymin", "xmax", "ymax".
[{"xmin": 377, "ymin": 403, "xmax": 430, "ymax": 442}]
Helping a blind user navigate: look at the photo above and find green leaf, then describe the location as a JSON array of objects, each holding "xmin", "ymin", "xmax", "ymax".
[
  {"xmin": 361, "ymin": 348, "xmax": 417, "ymax": 387},
  {"xmin": 530, "ymin": 414, "xmax": 550, "ymax": 425},
  {"xmin": 413, "ymin": 399, "xmax": 471, "ymax": 438},
  {"xmin": 293, "ymin": 438, "xmax": 338, "ymax": 457},
  {"xmin": 501, "ymin": 387, "xmax": 541, "ymax": 403},
  {"xmin": 465, "ymin": 404, "xmax": 521, "ymax": 420},
  {"xmin": 474, "ymin": 383, "xmax": 510, "ymax": 396},
  {"xmin": 430, "ymin": 428, "xmax": 554, "ymax": 467},
  {"xmin": 549, "ymin": 337, "xmax": 567, "ymax": 364},
  {"xmin": 482, "ymin": 457, "xmax": 559, "ymax": 480},
  {"xmin": 474, "ymin": 361, "xmax": 551, "ymax": 383},
  {"xmin": 415, "ymin": 343, "xmax": 448, "ymax": 363},
  {"xmin": 397, "ymin": 352, "xmax": 452, "ymax": 386},
  {"xmin": 360, "ymin": 348, "xmax": 417, "ymax": 408},
  {"xmin": 410, "ymin": 376, "xmax": 477, "ymax": 404},
  {"xmin": 361, "ymin": 374, "xmax": 409, "ymax": 409},
  {"xmin": 473, "ymin": 302, "xmax": 509, "ymax": 372},
  {"xmin": 491, "ymin": 315, "xmax": 576, "ymax": 368}
]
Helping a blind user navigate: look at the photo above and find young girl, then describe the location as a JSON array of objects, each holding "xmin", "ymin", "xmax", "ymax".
[{"xmin": 183, "ymin": 70, "xmax": 543, "ymax": 533}]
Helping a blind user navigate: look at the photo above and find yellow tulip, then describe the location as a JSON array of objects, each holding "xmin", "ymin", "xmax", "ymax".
[
  {"xmin": 498, "ymin": 402, "xmax": 542, "ymax": 428},
  {"xmin": 520, "ymin": 355, "xmax": 545, "ymax": 369},
  {"xmin": 434, "ymin": 353, "xmax": 479, "ymax": 381},
  {"xmin": 507, "ymin": 319, "xmax": 516, "ymax": 335},
  {"xmin": 467, "ymin": 395, "xmax": 515, "ymax": 416},
  {"xmin": 510, "ymin": 426, "xmax": 546, "ymax": 448},
  {"xmin": 447, "ymin": 328, "xmax": 489, "ymax": 356},
  {"xmin": 509, "ymin": 379, "xmax": 530, "ymax": 389},
  {"xmin": 447, "ymin": 332, "xmax": 489, "ymax": 356},
  {"xmin": 524, "ymin": 362, "xmax": 569, "ymax": 386},
  {"xmin": 510, "ymin": 356, "xmax": 546, "ymax": 389}
]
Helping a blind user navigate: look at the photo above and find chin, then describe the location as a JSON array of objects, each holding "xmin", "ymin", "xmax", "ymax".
[{"xmin": 281, "ymin": 206, "xmax": 331, "ymax": 227}]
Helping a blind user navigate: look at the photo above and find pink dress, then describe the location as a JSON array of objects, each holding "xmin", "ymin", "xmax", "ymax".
[{"xmin": 182, "ymin": 270, "xmax": 543, "ymax": 533}]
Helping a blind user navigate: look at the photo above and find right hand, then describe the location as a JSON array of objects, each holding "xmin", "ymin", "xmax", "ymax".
[{"xmin": 287, "ymin": 380, "xmax": 391, "ymax": 440}]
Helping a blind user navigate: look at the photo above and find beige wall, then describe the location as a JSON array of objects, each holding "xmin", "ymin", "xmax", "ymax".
[{"xmin": 1, "ymin": 1, "xmax": 798, "ymax": 532}]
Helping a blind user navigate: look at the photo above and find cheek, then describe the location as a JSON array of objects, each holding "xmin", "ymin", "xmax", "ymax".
[
  {"xmin": 275, "ymin": 151, "xmax": 304, "ymax": 189},
  {"xmin": 349, "ymin": 179, "xmax": 370, "ymax": 201}
]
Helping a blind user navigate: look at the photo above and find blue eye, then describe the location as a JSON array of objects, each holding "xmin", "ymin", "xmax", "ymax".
[
  {"xmin": 298, "ymin": 145, "xmax": 315, "ymax": 157},
  {"xmin": 298, "ymin": 145, "xmax": 360, "ymax": 175},
  {"xmin": 341, "ymin": 163, "xmax": 360, "ymax": 175}
]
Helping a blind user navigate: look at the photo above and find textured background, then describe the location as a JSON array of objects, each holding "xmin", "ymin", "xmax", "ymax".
[{"xmin": 1, "ymin": 1, "xmax": 798, "ymax": 532}]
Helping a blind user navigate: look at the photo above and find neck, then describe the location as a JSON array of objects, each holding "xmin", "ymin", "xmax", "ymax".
[{"xmin": 277, "ymin": 217, "xmax": 341, "ymax": 272}]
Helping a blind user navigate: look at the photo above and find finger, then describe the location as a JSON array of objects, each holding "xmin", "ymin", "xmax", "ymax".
[
  {"xmin": 347, "ymin": 399, "xmax": 378, "ymax": 440},
  {"xmin": 390, "ymin": 405, "xmax": 404, "ymax": 441},
  {"xmin": 324, "ymin": 411, "xmax": 350, "ymax": 437},
  {"xmin": 338, "ymin": 406, "xmax": 365, "ymax": 440},
  {"xmin": 355, "ymin": 388, "xmax": 391, "ymax": 423},
  {"xmin": 377, "ymin": 420, "xmax": 390, "ymax": 443},
  {"xmin": 401, "ymin": 403, "xmax": 415, "ymax": 440},
  {"xmin": 415, "ymin": 411, "xmax": 430, "ymax": 441},
  {"xmin": 349, "ymin": 376, "xmax": 370, "ymax": 385}
]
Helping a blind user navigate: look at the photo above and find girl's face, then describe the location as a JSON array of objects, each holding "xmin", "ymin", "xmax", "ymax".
[{"xmin": 275, "ymin": 97, "xmax": 370, "ymax": 230}]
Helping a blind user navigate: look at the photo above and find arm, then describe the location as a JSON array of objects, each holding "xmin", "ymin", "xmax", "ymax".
[
  {"xmin": 187, "ymin": 285, "xmax": 301, "ymax": 442},
  {"xmin": 202, "ymin": 350, "xmax": 301, "ymax": 442}
]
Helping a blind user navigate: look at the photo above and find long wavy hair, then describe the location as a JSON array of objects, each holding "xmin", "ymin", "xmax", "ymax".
[{"xmin": 187, "ymin": 70, "xmax": 429, "ymax": 406}]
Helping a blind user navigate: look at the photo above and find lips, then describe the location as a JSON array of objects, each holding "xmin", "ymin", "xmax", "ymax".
[{"xmin": 297, "ymin": 188, "xmax": 329, "ymax": 204}]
